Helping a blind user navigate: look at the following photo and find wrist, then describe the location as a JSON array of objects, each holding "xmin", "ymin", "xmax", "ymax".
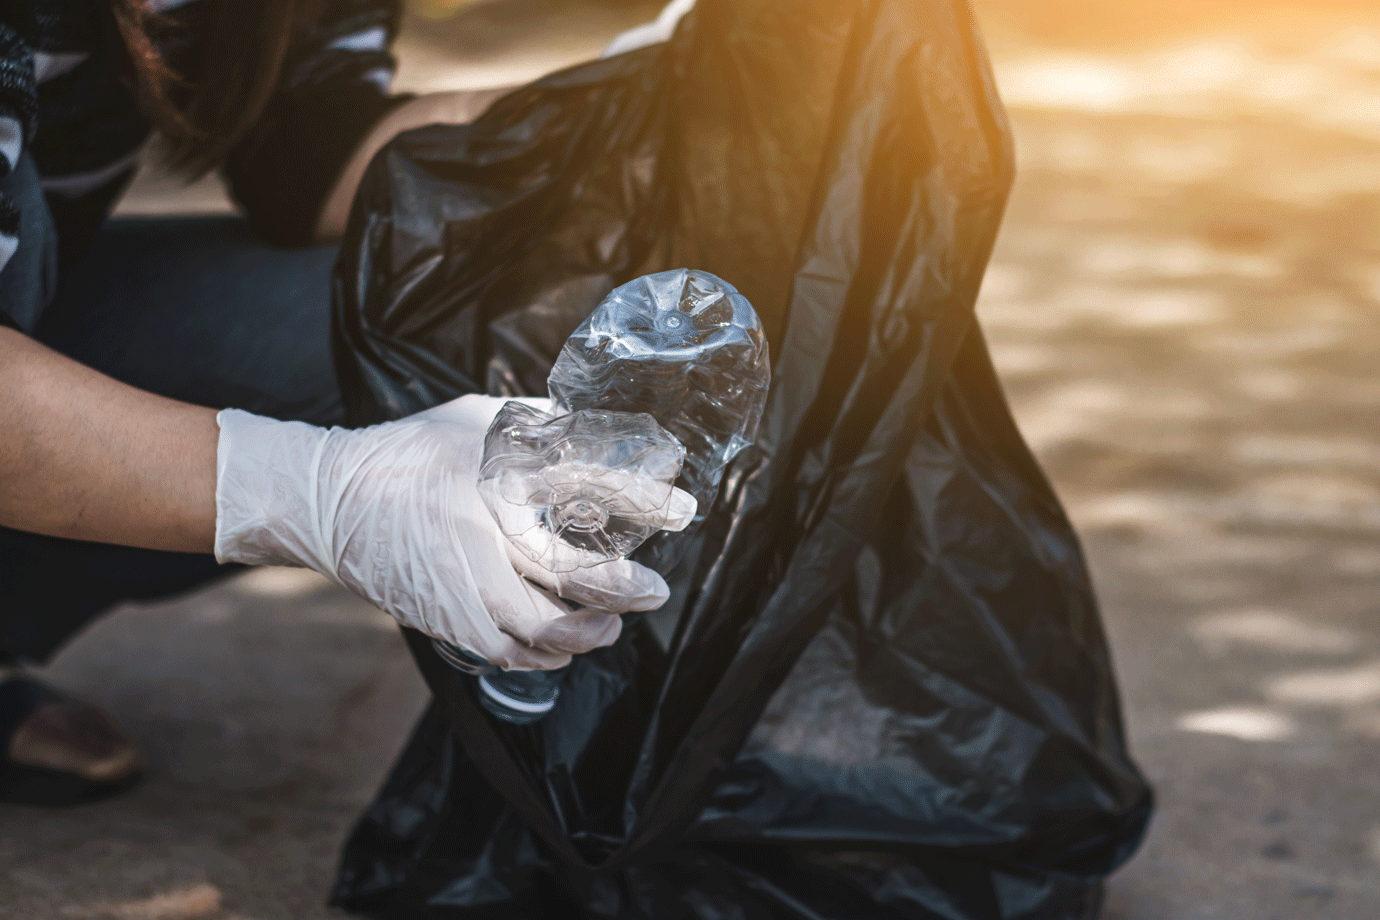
[{"xmin": 213, "ymin": 409, "xmax": 336, "ymax": 572}]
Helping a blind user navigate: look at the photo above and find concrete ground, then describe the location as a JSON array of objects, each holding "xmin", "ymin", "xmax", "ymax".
[{"xmin": 4, "ymin": 1, "xmax": 1380, "ymax": 917}]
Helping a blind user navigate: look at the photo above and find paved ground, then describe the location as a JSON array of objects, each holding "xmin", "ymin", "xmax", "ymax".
[
  {"xmin": 979, "ymin": 8, "xmax": 1380, "ymax": 916},
  {"xmin": 5, "ymin": 1, "xmax": 1380, "ymax": 918}
]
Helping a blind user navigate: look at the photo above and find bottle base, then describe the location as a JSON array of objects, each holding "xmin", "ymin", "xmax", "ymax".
[{"xmin": 477, "ymin": 672, "xmax": 560, "ymax": 725}]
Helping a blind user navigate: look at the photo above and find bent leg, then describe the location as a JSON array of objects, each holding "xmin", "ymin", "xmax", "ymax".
[{"xmin": 0, "ymin": 216, "xmax": 341, "ymax": 663}]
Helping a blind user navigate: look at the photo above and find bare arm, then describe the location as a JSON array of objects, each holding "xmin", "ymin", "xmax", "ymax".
[
  {"xmin": 1, "ymin": 86, "xmax": 511, "ymax": 548},
  {"xmin": 0, "ymin": 326, "xmax": 218, "ymax": 553},
  {"xmin": 314, "ymin": 87, "xmax": 516, "ymax": 242},
  {"xmin": 1, "ymin": 89, "xmax": 511, "ymax": 552}
]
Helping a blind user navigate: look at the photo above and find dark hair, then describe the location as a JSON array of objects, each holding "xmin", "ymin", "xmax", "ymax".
[{"xmin": 112, "ymin": 0, "xmax": 322, "ymax": 175}]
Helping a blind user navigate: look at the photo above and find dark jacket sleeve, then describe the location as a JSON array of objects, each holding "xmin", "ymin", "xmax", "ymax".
[
  {"xmin": 223, "ymin": 0, "xmax": 410, "ymax": 247},
  {"xmin": 0, "ymin": 22, "xmax": 36, "ymax": 329}
]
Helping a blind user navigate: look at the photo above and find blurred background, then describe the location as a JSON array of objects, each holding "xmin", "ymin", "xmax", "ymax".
[{"xmin": 5, "ymin": 1, "xmax": 1380, "ymax": 917}]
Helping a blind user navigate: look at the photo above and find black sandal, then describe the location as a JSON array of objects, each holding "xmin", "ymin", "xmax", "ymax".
[{"xmin": 0, "ymin": 678, "xmax": 144, "ymax": 807}]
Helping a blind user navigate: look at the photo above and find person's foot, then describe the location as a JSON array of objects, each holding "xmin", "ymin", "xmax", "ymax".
[{"xmin": 0, "ymin": 676, "xmax": 144, "ymax": 805}]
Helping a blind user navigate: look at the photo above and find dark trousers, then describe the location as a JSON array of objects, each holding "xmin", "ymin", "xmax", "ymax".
[{"xmin": 0, "ymin": 158, "xmax": 342, "ymax": 663}]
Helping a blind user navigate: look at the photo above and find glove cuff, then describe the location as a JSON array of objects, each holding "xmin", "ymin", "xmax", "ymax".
[{"xmin": 213, "ymin": 408, "xmax": 336, "ymax": 573}]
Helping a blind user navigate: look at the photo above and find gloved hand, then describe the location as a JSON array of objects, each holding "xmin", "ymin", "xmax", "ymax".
[{"xmin": 213, "ymin": 395, "xmax": 696, "ymax": 670}]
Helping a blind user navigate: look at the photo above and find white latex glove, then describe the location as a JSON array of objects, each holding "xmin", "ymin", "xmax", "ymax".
[
  {"xmin": 497, "ymin": 471, "xmax": 698, "ymax": 605},
  {"xmin": 213, "ymin": 395, "xmax": 696, "ymax": 670}
]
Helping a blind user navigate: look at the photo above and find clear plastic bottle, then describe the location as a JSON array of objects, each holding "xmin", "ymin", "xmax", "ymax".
[
  {"xmin": 437, "ymin": 269, "xmax": 770, "ymax": 725},
  {"xmin": 478, "ymin": 404, "xmax": 688, "ymax": 580},
  {"xmin": 548, "ymin": 269, "xmax": 771, "ymax": 572}
]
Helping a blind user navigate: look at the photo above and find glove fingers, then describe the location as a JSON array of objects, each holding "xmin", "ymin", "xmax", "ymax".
[
  {"xmin": 481, "ymin": 634, "xmax": 574, "ymax": 671},
  {"xmin": 487, "ymin": 573, "xmax": 623, "ymax": 655},
  {"xmin": 661, "ymin": 487, "xmax": 698, "ymax": 532},
  {"xmin": 413, "ymin": 586, "xmax": 573, "ymax": 671},
  {"xmin": 518, "ymin": 580, "xmax": 624, "ymax": 654},
  {"xmin": 602, "ymin": 480, "xmax": 697, "ymax": 533},
  {"xmin": 461, "ymin": 516, "xmax": 580, "ymax": 649},
  {"xmin": 467, "ymin": 515, "xmax": 627, "ymax": 658},
  {"xmin": 560, "ymin": 559, "xmax": 672, "ymax": 614},
  {"xmin": 526, "ymin": 613, "xmax": 623, "ymax": 655},
  {"xmin": 501, "ymin": 483, "xmax": 695, "ymax": 590},
  {"xmin": 506, "ymin": 541, "xmax": 668, "ymax": 613}
]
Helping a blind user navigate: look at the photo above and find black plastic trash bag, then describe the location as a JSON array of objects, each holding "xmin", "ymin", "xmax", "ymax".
[{"xmin": 329, "ymin": 1, "xmax": 1153, "ymax": 917}]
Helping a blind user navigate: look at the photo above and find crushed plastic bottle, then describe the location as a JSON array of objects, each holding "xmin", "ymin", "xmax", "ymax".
[
  {"xmin": 479, "ymin": 404, "xmax": 687, "ymax": 575},
  {"xmin": 437, "ymin": 269, "xmax": 770, "ymax": 725},
  {"xmin": 549, "ymin": 269, "xmax": 771, "ymax": 571}
]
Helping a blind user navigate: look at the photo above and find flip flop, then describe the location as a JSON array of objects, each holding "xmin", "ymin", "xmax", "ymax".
[{"xmin": 0, "ymin": 678, "xmax": 144, "ymax": 807}]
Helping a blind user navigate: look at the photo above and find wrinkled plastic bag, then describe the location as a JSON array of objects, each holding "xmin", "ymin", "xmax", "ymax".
[{"xmin": 328, "ymin": 0, "xmax": 1153, "ymax": 917}]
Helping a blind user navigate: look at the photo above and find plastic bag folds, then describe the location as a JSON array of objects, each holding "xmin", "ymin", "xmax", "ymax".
[{"xmin": 329, "ymin": 0, "xmax": 1153, "ymax": 917}]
